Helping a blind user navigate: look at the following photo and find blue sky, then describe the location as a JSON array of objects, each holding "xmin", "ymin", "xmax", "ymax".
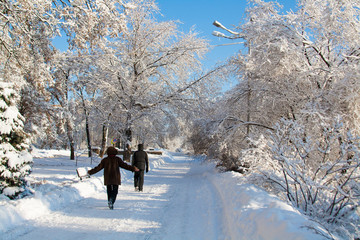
[
  {"xmin": 53, "ymin": 0, "xmax": 298, "ymax": 72},
  {"xmin": 156, "ymin": 0, "xmax": 298, "ymax": 70}
]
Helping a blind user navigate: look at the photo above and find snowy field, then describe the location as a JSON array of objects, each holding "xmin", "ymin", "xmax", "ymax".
[{"xmin": 0, "ymin": 149, "xmax": 334, "ymax": 240}]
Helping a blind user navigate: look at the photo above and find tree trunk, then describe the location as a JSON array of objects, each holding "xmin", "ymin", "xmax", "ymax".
[
  {"xmin": 85, "ymin": 116, "xmax": 92, "ymax": 157},
  {"xmin": 80, "ymin": 89, "xmax": 92, "ymax": 158},
  {"xmin": 99, "ymin": 123, "xmax": 108, "ymax": 158},
  {"xmin": 70, "ymin": 141, "xmax": 75, "ymax": 160},
  {"xmin": 66, "ymin": 118, "xmax": 75, "ymax": 160},
  {"xmin": 246, "ymin": 78, "xmax": 251, "ymax": 136},
  {"xmin": 61, "ymin": 70, "xmax": 75, "ymax": 160},
  {"xmin": 125, "ymin": 128, "xmax": 132, "ymax": 142},
  {"xmin": 246, "ymin": 43, "xmax": 252, "ymax": 136}
]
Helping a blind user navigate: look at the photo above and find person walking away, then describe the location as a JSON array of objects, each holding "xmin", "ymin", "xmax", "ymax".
[
  {"xmin": 132, "ymin": 144, "xmax": 149, "ymax": 192},
  {"xmin": 88, "ymin": 146, "xmax": 139, "ymax": 209},
  {"xmin": 123, "ymin": 143, "xmax": 131, "ymax": 162}
]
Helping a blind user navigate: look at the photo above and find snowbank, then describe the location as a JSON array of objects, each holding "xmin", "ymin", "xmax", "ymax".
[
  {"xmin": 209, "ymin": 171, "xmax": 331, "ymax": 239},
  {"xmin": 0, "ymin": 174, "xmax": 105, "ymax": 233}
]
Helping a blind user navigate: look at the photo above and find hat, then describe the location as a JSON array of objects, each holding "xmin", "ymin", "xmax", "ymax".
[{"xmin": 106, "ymin": 146, "xmax": 118, "ymax": 156}]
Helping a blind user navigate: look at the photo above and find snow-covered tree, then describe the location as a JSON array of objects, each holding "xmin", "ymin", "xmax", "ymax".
[
  {"xmin": 0, "ymin": 82, "xmax": 32, "ymax": 199},
  {"xmin": 207, "ymin": 0, "xmax": 360, "ymax": 166},
  {"xmin": 207, "ymin": 0, "xmax": 360, "ymax": 236},
  {"xmin": 56, "ymin": 0, "xmax": 129, "ymax": 53},
  {"xmin": 0, "ymin": 0, "xmax": 57, "ymax": 87},
  {"xmin": 42, "ymin": 0, "xmax": 138, "ymax": 156},
  {"xmin": 265, "ymin": 119, "xmax": 360, "ymax": 238},
  {"xmin": 91, "ymin": 0, "xmax": 220, "ymax": 146},
  {"xmin": 1, "ymin": 0, "xmax": 60, "ymax": 149}
]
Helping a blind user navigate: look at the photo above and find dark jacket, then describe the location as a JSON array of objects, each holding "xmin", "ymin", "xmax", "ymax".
[
  {"xmin": 89, "ymin": 155, "xmax": 135, "ymax": 185},
  {"xmin": 132, "ymin": 144, "xmax": 149, "ymax": 171}
]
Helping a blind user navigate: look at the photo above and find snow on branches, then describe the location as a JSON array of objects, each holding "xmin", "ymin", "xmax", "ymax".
[
  {"xmin": 0, "ymin": 82, "xmax": 33, "ymax": 199},
  {"xmin": 263, "ymin": 118, "xmax": 360, "ymax": 237},
  {"xmin": 209, "ymin": 0, "xmax": 360, "ymax": 237}
]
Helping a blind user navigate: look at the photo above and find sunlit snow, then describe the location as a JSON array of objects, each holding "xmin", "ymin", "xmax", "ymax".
[{"xmin": 0, "ymin": 149, "xmax": 330, "ymax": 239}]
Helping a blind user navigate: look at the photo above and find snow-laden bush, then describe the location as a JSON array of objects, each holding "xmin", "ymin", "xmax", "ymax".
[
  {"xmin": 0, "ymin": 82, "xmax": 33, "ymax": 199},
  {"xmin": 243, "ymin": 119, "xmax": 360, "ymax": 238}
]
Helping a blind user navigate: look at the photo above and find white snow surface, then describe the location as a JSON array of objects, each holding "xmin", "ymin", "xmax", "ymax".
[{"xmin": 0, "ymin": 149, "xmax": 332, "ymax": 240}]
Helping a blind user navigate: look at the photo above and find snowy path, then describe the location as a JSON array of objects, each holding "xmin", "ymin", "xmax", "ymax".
[
  {"xmin": 2, "ymin": 150, "xmax": 331, "ymax": 240},
  {"xmin": 4, "ymin": 153, "xmax": 228, "ymax": 240}
]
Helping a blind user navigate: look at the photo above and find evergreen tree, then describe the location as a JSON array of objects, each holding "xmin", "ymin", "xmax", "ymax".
[{"xmin": 0, "ymin": 82, "xmax": 33, "ymax": 199}]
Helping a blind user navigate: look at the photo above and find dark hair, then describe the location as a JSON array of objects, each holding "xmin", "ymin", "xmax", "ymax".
[{"xmin": 106, "ymin": 146, "xmax": 118, "ymax": 156}]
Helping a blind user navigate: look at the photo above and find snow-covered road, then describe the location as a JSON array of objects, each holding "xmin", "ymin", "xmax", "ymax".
[
  {"xmin": 147, "ymin": 154, "xmax": 226, "ymax": 240},
  {"xmin": 1, "ymin": 150, "xmax": 331, "ymax": 240},
  {"xmin": 4, "ymin": 153, "xmax": 229, "ymax": 240}
]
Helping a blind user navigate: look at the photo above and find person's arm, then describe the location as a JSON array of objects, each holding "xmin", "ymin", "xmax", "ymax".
[
  {"xmin": 145, "ymin": 152, "xmax": 149, "ymax": 172},
  {"xmin": 88, "ymin": 160, "xmax": 104, "ymax": 175},
  {"xmin": 118, "ymin": 157, "xmax": 139, "ymax": 172}
]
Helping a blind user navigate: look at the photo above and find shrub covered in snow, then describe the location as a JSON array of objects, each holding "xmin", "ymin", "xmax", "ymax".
[
  {"xmin": 0, "ymin": 82, "xmax": 33, "ymax": 199},
  {"xmin": 243, "ymin": 118, "xmax": 360, "ymax": 238}
]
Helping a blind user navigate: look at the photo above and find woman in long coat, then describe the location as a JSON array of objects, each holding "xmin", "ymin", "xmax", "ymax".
[{"xmin": 88, "ymin": 146, "xmax": 139, "ymax": 209}]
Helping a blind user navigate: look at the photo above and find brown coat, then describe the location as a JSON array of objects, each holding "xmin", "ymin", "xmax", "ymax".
[{"xmin": 88, "ymin": 155, "xmax": 135, "ymax": 185}]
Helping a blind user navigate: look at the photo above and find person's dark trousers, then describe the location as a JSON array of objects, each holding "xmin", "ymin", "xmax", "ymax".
[
  {"xmin": 134, "ymin": 170, "xmax": 145, "ymax": 191},
  {"xmin": 107, "ymin": 185, "xmax": 119, "ymax": 204}
]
